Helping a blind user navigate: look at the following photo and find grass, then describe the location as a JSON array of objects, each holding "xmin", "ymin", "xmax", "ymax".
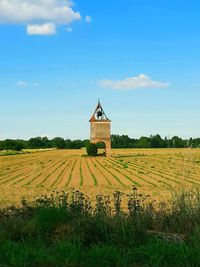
[
  {"xmin": 0, "ymin": 188, "xmax": 200, "ymax": 266},
  {"xmin": 0, "ymin": 148, "xmax": 55, "ymax": 157},
  {"xmin": 0, "ymin": 150, "xmax": 26, "ymax": 156}
]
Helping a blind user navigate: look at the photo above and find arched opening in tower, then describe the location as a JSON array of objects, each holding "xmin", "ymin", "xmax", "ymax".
[{"xmin": 96, "ymin": 141, "xmax": 106, "ymax": 156}]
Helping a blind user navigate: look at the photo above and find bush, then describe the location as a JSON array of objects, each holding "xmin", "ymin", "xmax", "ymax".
[{"xmin": 86, "ymin": 143, "xmax": 98, "ymax": 156}]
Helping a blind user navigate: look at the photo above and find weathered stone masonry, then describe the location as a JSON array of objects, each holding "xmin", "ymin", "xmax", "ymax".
[{"xmin": 89, "ymin": 101, "xmax": 111, "ymax": 157}]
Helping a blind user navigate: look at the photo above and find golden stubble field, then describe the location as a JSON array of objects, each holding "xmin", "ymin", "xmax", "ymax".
[{"xmin": 0, "ymin": 148, "xmax": 200, "ymax": 206}]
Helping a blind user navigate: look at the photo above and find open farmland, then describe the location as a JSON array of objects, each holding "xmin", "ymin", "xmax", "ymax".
[{"xmin": 0, "ymin": 148, "xmax": 200, "ymax": 206}]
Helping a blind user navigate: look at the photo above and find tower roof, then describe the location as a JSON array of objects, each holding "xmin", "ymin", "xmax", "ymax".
[{"xmin": 89, "ymin": 100, "xmax": 111, "ymax": 122}]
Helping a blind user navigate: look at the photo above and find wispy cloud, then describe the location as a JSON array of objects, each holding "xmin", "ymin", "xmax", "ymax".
[
  {"xmin": 17, "ymin": 81, "xmax": 40, "ymax": 87},
  {"xmin": 0, "ymin": 0, "xmax": 82, "ymax": 35},
  {"xmin": 17, "ymin": 81, "xmax": 28, "ymax": 87},
  {"xmin": 99, "ymin": 74, "xmax": 170, "ymax": 90},
  {"xmin": 85, "ymin": 15, "xmax": 92, "ymax": 23}
]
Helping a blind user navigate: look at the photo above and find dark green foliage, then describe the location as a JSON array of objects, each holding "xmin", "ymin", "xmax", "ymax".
[
  {"xmin": 111, "ymin": 134, "xmax": 136, "ymax": 148},
  {"xmin": 35, "ymin": 207, "xmax": 70, "ymax": 234},
  {"xmin": 52, "ymin": 137, "xmax": 66, "ymax": 149},
  {"xmin": 86, "ymin": 143, "xmax": 98, "ymax": 156},
  {"xmin": 28, "ymin": 137, "xmax": 52, "ymax": 149},
  {"xmin": 111, "ymin": 134, "xmax": 200, "ymax": 148},
  {"xmin": 1, "ymin": 134, "xmax": 200, "ymax": 151},
  {"xmin": 149, "ymin": 134, "xmax": 167, "ymax": 148},
  {"xmin": 70, "ymin": 139, "xmax": 83, "ymax": 149},
  {"xmin": 0, "ymin": 189, "xmax": 200, "ymax": 266},
  {"xmin": 171, "ymin": 136, "xmax": 186, "ymax": 148},
  {"xmin": 137, "ymin": 136, "xmax": 151, "ymax": 148},
  {"xmin": 0, "ymin": 139, "xmax": 25, "ymax": 151},
  {"xmin": 96, "ymin": 142, "xmax": 105, "ymax": 149}
]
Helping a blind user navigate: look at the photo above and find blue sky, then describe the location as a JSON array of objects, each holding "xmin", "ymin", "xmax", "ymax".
[{"xmin": 0, "ymin": 0, "xmax": 200, "ymax": 140}]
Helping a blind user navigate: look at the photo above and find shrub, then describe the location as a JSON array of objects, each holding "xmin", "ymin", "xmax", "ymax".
[{"xmin": 86, "ymin": 143, "xmax": 98, "ymax": 156}]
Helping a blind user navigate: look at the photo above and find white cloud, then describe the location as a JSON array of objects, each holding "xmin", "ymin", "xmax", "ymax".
[
  {"xmin": 0, "ymin": 0, "xmax": 81, "ymax": 35},
  {"xmin": 27, "ymin": 23, "xmax": 56, "ymax": 35},
  {"xmin": 0, "ymin": 0, "xmax": 80, "ymax": 24},
  {"xmin": 99, "ymin": 74, "xmax": 170, "ymax": 90},
  {"xmin": 85, "ymin": 15, "xmax": 92, "ymax": 23}
]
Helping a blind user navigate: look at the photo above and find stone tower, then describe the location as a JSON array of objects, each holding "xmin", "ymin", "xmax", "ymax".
[{"xmin": 89, "ymin": 100, "xmax": 111, "ymax": 157}]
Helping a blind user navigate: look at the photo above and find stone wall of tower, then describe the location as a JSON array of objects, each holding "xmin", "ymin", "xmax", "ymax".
[
  {"xmin": 90, "ymin": 121, "xmax": 110, "ymax": 140},
  {"xmin": 90, "ymin": 121, "xmax": 111, "ymax": 157}
]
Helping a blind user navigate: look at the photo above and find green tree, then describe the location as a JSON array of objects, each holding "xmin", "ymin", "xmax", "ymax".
[
  {"xmin": 82, "ymin": 139, "xmax": 90, "ymax": 148},
  {"xmin": 111, "ymin": 134, "xmax": 136, "ymax": 148},
  {"xmin": 136, "ymin": 137, "xmax": 151, "ymax": 148},
  {"xmin": 171, "ymin": 136, "xmax": 185, "ymax": 148},
  {"xmin": 52, "ymin": 137, "xmax": 66, "ymax": 149},
  {"xmin": 0, "ymin": 139, "xmax": 24, "ymax": 151},
  {"xmin": 28, "ymin": 137, "xmax": 44, "ymax": 149},
  {"xmin": 150, "ymin": 134, "xmax": 166, "ymax": 148},
  {"xmin": 0, "ymin": 141, "xmax": 3, "ymax": 150},
  {"xmin": 65, "ymin": 139, "xmax": 72, "ymax": 148},
  {"xmin": 71, "ymin": 140, "xmax": 83, "ymax": 149},
  {"xmin": 41, "ymin": 137, "xmax": 52, "ymax": 148}
]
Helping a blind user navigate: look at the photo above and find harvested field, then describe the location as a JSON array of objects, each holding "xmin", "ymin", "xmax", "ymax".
[{"xmin": 0, "ymin": 148, "xmax": 200, "ymax": 206}]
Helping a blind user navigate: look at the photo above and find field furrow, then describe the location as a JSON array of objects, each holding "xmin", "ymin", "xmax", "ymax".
[
  {"xmin": 1, "ymin": 148, "xmax": 200, "ymax": 206},
  {"xmin": 125, "ymin": 157, "xmax": 200, "ymax": 187}
]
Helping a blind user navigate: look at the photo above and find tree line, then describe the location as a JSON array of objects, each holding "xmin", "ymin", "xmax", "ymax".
[
  {"xmin": 111, "ymin": 134, "xmax": 200, "ymax": 148},
  {"xmin": 0, "ymin": 137, "xmax": 87, "ymax": 151},
  {"xmin": 0, "ymin": 135, "xmax": 200, "ymax": 151}
]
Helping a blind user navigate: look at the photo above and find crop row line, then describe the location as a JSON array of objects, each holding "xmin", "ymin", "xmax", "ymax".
[
  {"xmin": 51, "ymin": 160, "xmax": 72, "ymax": 188},
  {"xmin": 102, "ymin": 158, "xmax": 140, "ymax": 187},
  {"xmin": 85, "ymin": 159, "xmax": 98, "ymax": 186},
  {"xmin": 95, "ymin": 159, "xmax": 125, "ymax": 187},
  {"xmin": 91, "ymin": 159, "xmax": 111, "ymax": 186},
  {"xmin": 107, "ymin": 158, "xmax": 157, "ymax": 188},
  {"xmin": 65, "ymin": 159, "xmax": 77, "ymax": 187},
  {"xmin": 126, "ymin": 158, "xmax": 200, "ymax": 187},
  {"xmin": 36, "ymin": 157, "xmax": 70, "ymax": 187}
]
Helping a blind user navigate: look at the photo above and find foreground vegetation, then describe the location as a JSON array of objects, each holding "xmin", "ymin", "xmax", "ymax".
[{"xmin": 0, "ymin": 188, "xmax": 200, "ymax": 266}]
